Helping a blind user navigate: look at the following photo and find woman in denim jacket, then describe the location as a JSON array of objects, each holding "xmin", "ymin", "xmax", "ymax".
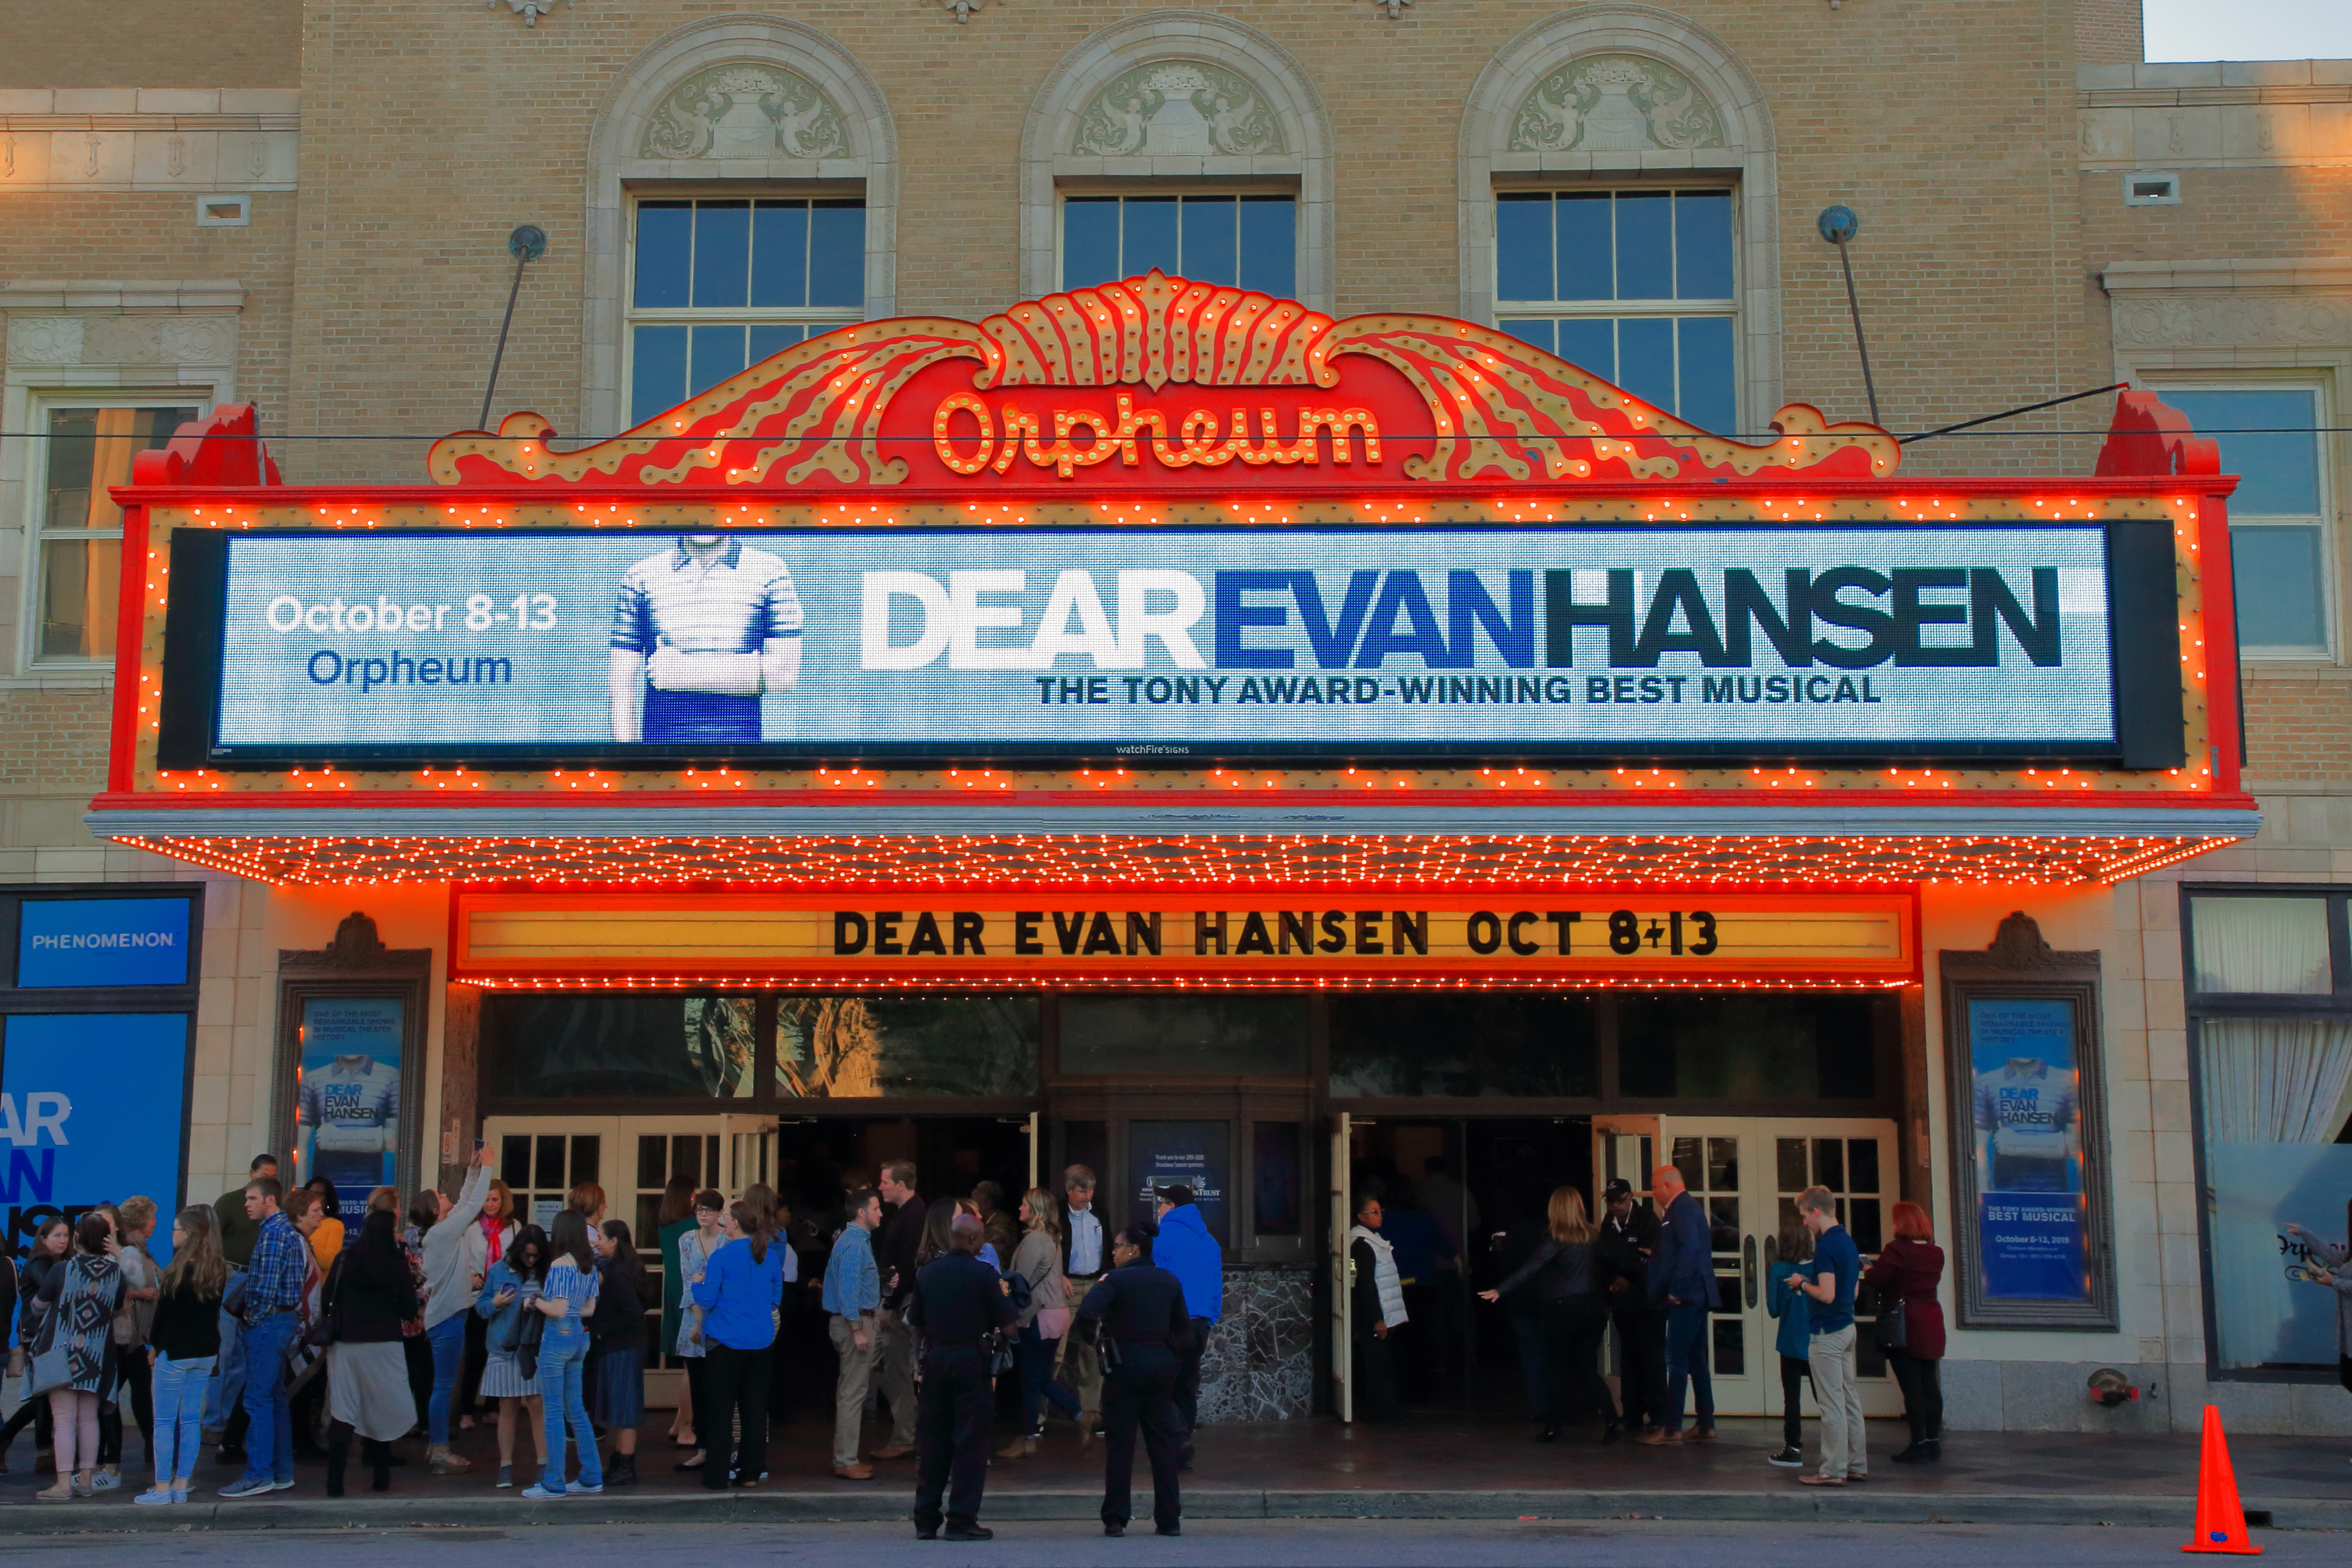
[
  {"xmin": 521, "ymin": 1212, "xmax": 601, "ymax": 1499},
  {"xmin": 473, "ymin": 1224, "xmax": 549, "ymax": 1489}
]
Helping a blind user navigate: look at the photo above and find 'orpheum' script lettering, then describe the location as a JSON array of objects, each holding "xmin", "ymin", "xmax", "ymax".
[{"xmin": 932, "ymin": 392, "xmax": 1380, "ymax": 480}]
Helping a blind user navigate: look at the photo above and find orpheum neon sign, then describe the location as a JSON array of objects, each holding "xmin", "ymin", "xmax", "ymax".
[
  {"xmin": 426, "ymin": 269, "xmax": 1898, "ymax": 491},
  {"xmin": 930, "ymin": 391, "xmax": 1380, "ymax": 477}
]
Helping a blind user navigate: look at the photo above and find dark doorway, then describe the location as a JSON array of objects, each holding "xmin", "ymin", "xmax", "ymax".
[{"xmin": 1464, "ymin": 1117, "xmax": 1592, "ymax": 1417}]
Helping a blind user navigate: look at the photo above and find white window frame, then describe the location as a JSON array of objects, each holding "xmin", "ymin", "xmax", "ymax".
[
  {"xmin": 2144, "ymin": 374, "xmax": 2337, "ymax": 664},
  {"xmin": 12, "ymin": 388, "xmax": 210, "ymax": 678},
  {"xmin": 619, "ymin": 187, "xmax": 868, "ymax": 431},
  {"xmin": 1491, "ymin": 180, "xmax": 1741, "ymax": 432},
  {"xmin": 1051, "ymin": 181, "xmax": 1301, "ymax": 296}
]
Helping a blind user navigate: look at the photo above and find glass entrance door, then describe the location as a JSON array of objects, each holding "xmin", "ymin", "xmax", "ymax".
[{"xmin": 1653, "ymin": 1115, "xmax": 1904, "ymax": 1418}]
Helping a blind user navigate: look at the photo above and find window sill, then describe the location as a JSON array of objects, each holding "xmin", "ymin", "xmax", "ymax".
[{"xmin": 0, "ymin": 669, "xmax": 115, "ymax": 691}]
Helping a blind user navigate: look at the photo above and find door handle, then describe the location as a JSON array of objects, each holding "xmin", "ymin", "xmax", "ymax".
[{"xmin": 1742, "ymin": 1234, "xmax": 1758, "ymax": 1310}]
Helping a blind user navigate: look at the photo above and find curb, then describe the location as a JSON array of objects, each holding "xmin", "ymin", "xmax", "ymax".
[{"xmin": 0, "ymin": 1487, "xmax": 2332, "ymax": 1534}]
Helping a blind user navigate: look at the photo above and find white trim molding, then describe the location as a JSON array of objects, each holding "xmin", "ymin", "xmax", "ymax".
[
  {"xmin": 1457, "ymin": 7, "xmax": 1781, "ymax": 427},
  {"xmin": 0, "ymin": 89, "xmax": 297, "ymax": 193},
  {"xmin": 580, "ymin": 15, "xmax": 900, "ymax": 439},
  {"xmin": 1019, "ymin": 11, "xmax": 1335, "ymax": 313}
]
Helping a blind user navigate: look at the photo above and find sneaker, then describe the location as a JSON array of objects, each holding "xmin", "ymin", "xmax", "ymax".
[
  {"xmin": 497, "ymin": 1465, "xmax": 514, "ymax": 1488},
  {"xmin": 172, "ymin": 1490, "xmax": 189, "ymax": 1504},
  {"xmin": 1767, "ymin": 1446, "xmax": 1805, "ymax": 1467},
  {"xmin": 572, "ymin": 1482, "xmax": 603, "ymax": 1495},
  {"xmin": 271, "ymin": 1477, "xmax": 297, "ymax": 1490},
  {"xmin": 219, "ymin": 1476, "xmax": 275, "ymax": 1499},
  {"xmin": 519, "ymin": 1482, "xmax": 567, "ymax": 1499},
  {"xmin": 89, "ymin": 1470, "xmax": 121, "ymax": 1492},
  {"xmin": 134, "ymin": 1488, "xmax": 177, "ymax": 1506}
]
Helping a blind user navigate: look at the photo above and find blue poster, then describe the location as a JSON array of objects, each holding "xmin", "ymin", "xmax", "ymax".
[
  {"xmin": 1969, "ymin": 996, "xmax": 2089, "ymax": 1300},
  {"xmin": 297, "ymin": 996, "xmax": 404, "ymax": 1225},
  {"xmin": 0, "ymin": 1014, "xmax": 189, "ymax": 1263},
  {"xmin": 17, "ymin": 897, "xmax": 191, "ymax": 988},
  {"xmin": 1128, "ymin": 1119, "xmax": 1227, "ymax": 1244}
]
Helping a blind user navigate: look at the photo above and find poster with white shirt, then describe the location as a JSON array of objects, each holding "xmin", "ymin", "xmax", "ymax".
[{"xmin": 1968, "ymin": 997, "xmax": 2089, "ymax": 1301}]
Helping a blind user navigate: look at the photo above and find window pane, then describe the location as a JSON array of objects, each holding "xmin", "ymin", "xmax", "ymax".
[
  {"xmin": 1557, "ymin": 318, "xmax": 1615, "ymax": 379},
  {"xmin": 1181, "ymin": 195, "xmax": 1238, "ymax": 287},
  {"xmin": 38, "ymin": 537, "xmax": 120, "ymax": 659},
  {"xmin": 1556, "ymin": 192, "xmax": 1613, "ymax": 300},
  {"xmin": 1063, "ymin": 197, "xmax": 1120, "ymax": 290},
  {"xmin": 1329, "ymin": 994, "xmax": 1596, "ymax": 1096},
  {"xmin": 2232, "ymin": 525, "xmax": 2328, "ymax": 651},
  {"xmin": 1253, "ymin": 1121, "xmax": 1302, "ymax": 1236},
  {"xmin": 774, "ymin": 995, "xmax": 1040, "ymax": 1097},
  {"xmin": 1237, "ymin": 196, "xmax": 1295, "ymax": 298},
  {"xmin": 1496, "ymin": 193, "xmax": 1554, "ymax": 302},
  {"xmin": 630, "ymin": 325, "xmax": 689, "ymax": 426},
  {"xmin": 1614, "ymin": 191, "xmax": 1673, "ymax": 300},
  {"xmin": 43, "ymin": 407, "xmax": 188, "ymax": 535},
  {"xmin": 1618, "ymin": 315, "xmax": 1676, "ymax": 410},
  {"xmin": 2192, "ymin": 896, "xmax": 2333, "ymax": 994},
  {"xmin": 43, "ymin": 411, "xmax": 97, "ymax": 530},
  {"xmin": 748, "ymin": 324, "xmax": 807, "ymax": 365},
  {"xmin": 690, "ymin": 324, "xmax": 748, "ymax": 397},
  {"xmin": 1122, "ymin": 196, "xmax": 1180, "ymax": 279},
  {"xmin": 808, "ymin": 200, "xmax": 865, "ymax": 308},
  {"xmin": 634, "ymin": 200, "xmax": 693, "ymax": 308},
  {"xmin": 1061, "ymin": 996, "xmax": 1307, "ymax": 1076},
  {"xmin": 2160, "ymin": 390, "xmax": 2319, "ymax": 515},
  {"xmin": 749, "ymin": 200, "xmax": 809, "ymax": 307},
  {"xmin": 1675, "ymin": 191, "xmax": 1735, "ymax": 299},
  {"xmin": 1618, "ymin": 995, "xmax": 1878, "ymax": 1099},
  {"xmin": 690, "ymin": 199, "xmax": 750, "ymax": 308},
  {"xmin": 1499, "ymin": 318, "xmax": 1555, "ymax": 355},
  {"xmin": 486, "ymin": 994, "xmax": 756, "ymax": 1098},
  {"xmin": 1677, "ymin": 315, "xmax": 1737, "ymax": 432}
]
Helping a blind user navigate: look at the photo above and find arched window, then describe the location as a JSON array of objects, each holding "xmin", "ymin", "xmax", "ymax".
[
  {"xmin": 1021, "ymin": 14, "xmax": 1333, "ymax": 313},
  {"xmin": 583, "ymin": 17, "xmax": 897, "ymax": 436},
  {"xmin": 1459, "ymin": 7, "xmax": 1780, "ymax": 434}
]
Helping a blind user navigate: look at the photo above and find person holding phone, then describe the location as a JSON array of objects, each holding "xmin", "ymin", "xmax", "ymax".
[{"xmin": 522, "ymin": 1211, "xmax": 602, "ymax": 1499}]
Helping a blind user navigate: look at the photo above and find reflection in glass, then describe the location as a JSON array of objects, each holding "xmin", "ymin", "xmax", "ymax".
[
  {"xmin": 1813, "ymin": 1137, "xmax": 1845, "ymax": 1193},
  {"xmin": 1777, "ymin": 1137, "xmax": 1808, "ymax": 1193},
  {"xmin": 1706, "ymin": 1137, "xmax": 1739, "ymax": 1191},
  {"xmin": 487, "ymin": 994, "xmax": 755, "ymax": 1098},
  {"xmin": 1329, "ymin": 994, "xmax": 1596, "ymax": 1096},
  {"xmin": 773, "ymin": 995, "xmax": 1040, "ymax": 1097},
  {"xmin": 1254, "ymin": 1121, "xmax": 1302, "ymax": 1236},
  {"xmin": 1617, "ymin": 995, "xmax": 1877, "ymax": 1099},
  {"xmin": 1711, "ymin": 1312, "xmax": 1744, "ymax": 1375},
  {"xmin": 1848, "ymin": 1196, "xmax": 1883, "ymax": 1253},
  {"xmin": 1848, "ymin": 1138, "xmax": 1880, "ymax": 1194},
  {"xmin": 1671, "ymin": 1136, "xmax": 1702, "ymax": 1190},
  {"xmin": 1062, "ymin": 996, "xmax": 1307, "ymax": 1077}
]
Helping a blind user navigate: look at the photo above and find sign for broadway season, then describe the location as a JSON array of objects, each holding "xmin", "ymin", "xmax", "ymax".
[{"xmin": 202, "ymin": 523, "xmax": 2120, "ymax": 764}]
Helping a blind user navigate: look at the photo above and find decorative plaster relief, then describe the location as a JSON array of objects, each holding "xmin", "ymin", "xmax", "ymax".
[
  {"xmin": 638, "ymin": 61, "xmax": 851, "ymax": 161},
  {"xmin": 4, "ymin": 314, "xmax": 237, "ymax": 367},
  {"xmin": 490, "ymin": 0, "xmax": 565, "ymax": 27},
  {"xmin": 1072, "ymin": 59, "xmax": 1286, "ymax": 157},
  {"xmin": 1509, "ymin": 52, "xmax": 1725, "ymax": 153},
  {"xmin": 2113, "ymin": 293, "xmax": 2352, "ymax": 348},
  {"xmin": 8, "ymin": 318, "xmax": 85, "ymax": 365}
]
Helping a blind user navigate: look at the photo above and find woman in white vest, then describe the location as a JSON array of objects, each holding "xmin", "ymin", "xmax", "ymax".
[{"xmin": 1347, "ymin": 1195, "xmax": 1409, "ymax": 1422}]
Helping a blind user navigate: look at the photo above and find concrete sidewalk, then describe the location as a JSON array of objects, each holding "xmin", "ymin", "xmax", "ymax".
[{"xmin": 1, "ymin": 1411, "xmax": 2341, "ymax": 1535}]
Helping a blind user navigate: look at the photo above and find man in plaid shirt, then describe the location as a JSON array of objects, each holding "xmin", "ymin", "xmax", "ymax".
[{"xmin": 220, "ymin": 1175, "xmax": 310, "ymax": 1497}]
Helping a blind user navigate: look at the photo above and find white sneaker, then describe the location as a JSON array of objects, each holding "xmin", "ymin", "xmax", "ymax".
[
  {"xmin": 133, "ymin": 1489, "xmax": 177, "ymax": 1506},
  {"xmin": 89, "ymin": 1471, "xmax": 121, "ymax": 1492}
]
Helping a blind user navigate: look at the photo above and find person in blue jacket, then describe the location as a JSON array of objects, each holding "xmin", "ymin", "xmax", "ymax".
[
  {"xmin": 689, "ymin": 1201, "xmax": 786, "ymax": 1490},
  {"xmin": 1763, "ymin": 1218, "xmax": 1815, "ymax": 1468},
  {"xmin": 1149, "ymin": 1185, "xmax": 1221, "ymax": 1468},
  {"xmin": 1633, "ymin": 1164, "xmax": 1718, "ymax": 1444}
]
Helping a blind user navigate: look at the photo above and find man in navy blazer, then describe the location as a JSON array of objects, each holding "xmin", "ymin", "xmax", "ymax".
[{"xmin": 1633, "ymin": 1164, "xmax": 1719, "ymax": 1444}]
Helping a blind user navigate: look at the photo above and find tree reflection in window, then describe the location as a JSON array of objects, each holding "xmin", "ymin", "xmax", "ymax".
[{"xmin": 774, "ymin": 995, "xmax": 1041, "ymax": 1098}]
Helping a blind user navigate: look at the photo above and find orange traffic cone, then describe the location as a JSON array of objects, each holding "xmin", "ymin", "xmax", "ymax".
[{"xmin": 2182, "ymin": 1404, "xmax": 2262, "ymax": 1555}]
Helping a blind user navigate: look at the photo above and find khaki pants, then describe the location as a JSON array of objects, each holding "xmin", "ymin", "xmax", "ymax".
[
  {"xmin": 875, "ymin": 1312, "xmax": 919, "ymax": 1449},
  {"xmin": 827, "ymin": 1316, "xmax": 876, "ymax": 1468},
  {"xmin": 1055, "ymin": 1277, "xmax": 1104, "ymax": 1415},
  {"xmin": 1806, "ymin": 1324, "xmax": 1867, "ymax": 1480}
]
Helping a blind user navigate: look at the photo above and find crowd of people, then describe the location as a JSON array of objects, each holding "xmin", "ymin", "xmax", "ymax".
[
  {"xmin": 3, "ymin": 1148, "xmax": 1948, "ymax": 1524},
  {"xmin": 0, "ymin": 1154, "xmax": 1225, "ymax": 1537}
]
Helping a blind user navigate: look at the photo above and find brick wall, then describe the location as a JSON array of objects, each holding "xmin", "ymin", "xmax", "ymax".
[
  {"xmin": 2074, "ymin": 0, "xmax": 2144, "ymax": 67},
  {"xmin": 0, "ymin": 0, "xmax": 300, "ymax": 88},
  {"xmin": 2243, "ymin": 677, "xmax": 2352, "ymax": 786}
]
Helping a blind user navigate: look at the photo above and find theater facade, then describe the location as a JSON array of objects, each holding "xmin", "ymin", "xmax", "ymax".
[{"xmin": 67, "ymin": 270, "xmax": 2261, "ymax": 1426}]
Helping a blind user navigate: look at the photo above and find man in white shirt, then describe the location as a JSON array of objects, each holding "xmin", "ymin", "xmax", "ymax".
[
  {"xmin": 1974, "ymin": 1056, "xmax": 2080, "ymax": 1193},
  {"xmin": 1055, "ymin": 1165, "xmax": 1106, "ymax": 1440},
  {"xmin": 608, "ymin": 533, "xmax": 803, "ymax": 744},
  {"xmin": 296, "ymin": 1052, "xmax": 399, "ymax": 1222}
]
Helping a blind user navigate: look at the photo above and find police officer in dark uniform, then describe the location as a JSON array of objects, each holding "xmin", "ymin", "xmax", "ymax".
[
  {"xmin": 1596, "ymin": 1178, "xmax": 1664, "ymax": 1434},
  {"xmin": 1076, "ymin": 1225, "xmax": 1192, "ymax": 1538},
  {"xmin": 905, "ymin": 1213, "xmax": 1015, "ymax": 1541}
]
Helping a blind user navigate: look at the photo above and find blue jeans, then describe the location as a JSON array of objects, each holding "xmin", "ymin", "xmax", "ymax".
[
  {"xmin": 537, "ymin": 1327, "xmax": 601, "ymax": 1493},
  {"xmin": 1662, "ymin": 1302, "xmax": 1714, "ymax": 1433},
  {"xmin": 426, "ymin": 1313, "xmax": 467, "ymax": 1446},
  {"xmin": 153, "ymin": 1353, "xmax": 215, "ymax": 1483},
  {"xmin": 238, "ymin": 1312, "xmax": 297, "ymax": 1484},
  {"xmin": 1017, "ymin": 1322, "xmax": 1081, "ymax": 1437}
]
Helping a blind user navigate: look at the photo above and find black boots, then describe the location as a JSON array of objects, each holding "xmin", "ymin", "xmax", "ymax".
[
  {"xmin": 326, "ymin": 1423, "xmax": 352, "ymax": 1498},
  {"xmin": 607, "ymin": 1453, "xmax": 638, "ymax": 1486},
  {"xmin": 362, "ymin": 1438, "xmax": 392, "ymax": 1491}
]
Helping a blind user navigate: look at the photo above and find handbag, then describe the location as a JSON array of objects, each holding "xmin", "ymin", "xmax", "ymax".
[
  {"xmin": 1872, "ymin": 1282, "xmax": 1909, "ymax": 1354},
  {"xmin": 508, "ymin": 1296, "xmax": 546, "ymax": 1383},
  {"xmin": 303, "ymin": 1257, "xmax": 345, "ymax": 1350},
  {"xmin": 22, "ymin": 1299, "xmax": 71, "ymax": 1400}
]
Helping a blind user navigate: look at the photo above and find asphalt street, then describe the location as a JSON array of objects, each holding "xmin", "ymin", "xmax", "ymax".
[{"xmin": 0, "ymin": 1519, "xmax": 2324, "ymax": 1567}]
